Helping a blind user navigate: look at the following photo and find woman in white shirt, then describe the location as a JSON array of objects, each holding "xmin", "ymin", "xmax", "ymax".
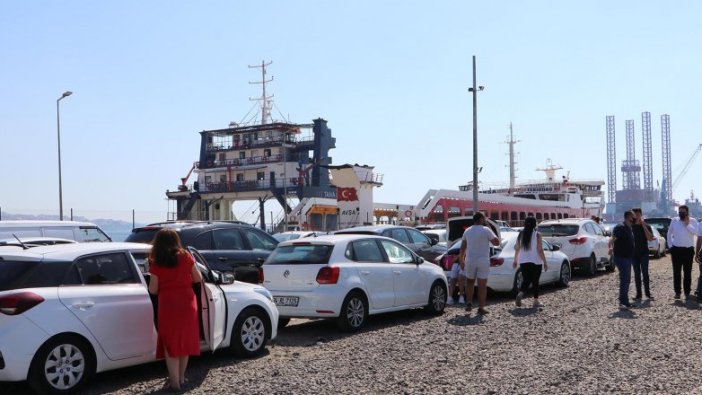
[{"xmin": 513, "ymin": 216, "xmax": 548, "ymax": 308}]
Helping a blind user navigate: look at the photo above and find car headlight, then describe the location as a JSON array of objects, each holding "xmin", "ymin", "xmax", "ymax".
[{"xmin": 254, "ymin": 287, "xmax": 273, "ymax": 301}]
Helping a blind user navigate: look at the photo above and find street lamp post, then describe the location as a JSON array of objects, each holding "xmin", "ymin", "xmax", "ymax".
[
  {"xmin": 57, "ymin": 91, "xmax": 73, "ymax": 221},
  {"xmin": 468, "ymin": 56, "xmax": 484, "ymax": 215}
]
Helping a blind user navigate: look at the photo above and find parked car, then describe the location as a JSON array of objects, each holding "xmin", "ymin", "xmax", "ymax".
[
  {"xmin": 273, "ymin": 230, "xmax": 327, "ymax": 242},
  {"xmin": 537, "ymin": 218, "xmax": 614, "ymax": 275},
  {"xmin": 0, "ymin": 242, "xmax": 278, "ymax": 394},
  {"xmin": 260, "ymin": 235, "xmax": 448, "ymax": 331},
  {"xmin": 125, "ymin": 222, "xmax": 278, "ymax": 283},
  {"xmin": 435, "ymin": 233, "xmax": 571, "ymax": 295},
  {"xmin": 645, "ymin": 217, "xmax": 672, "ymax": 243},
  {"xmin": 648, "ymin": 226, "xmax": 667, "ymax": 258},
  {"xmin": 334, "ymin": 225, "xmax": 445, "ymax": 263},
  {"xmin": 0, "ymin": 221, "xmax": 112, "ymax": 242}
]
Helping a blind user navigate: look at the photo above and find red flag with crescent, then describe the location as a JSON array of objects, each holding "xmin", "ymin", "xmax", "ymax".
[{"xmin": 337, "ymin": 187, "xmax": 358, "ymax": 202}]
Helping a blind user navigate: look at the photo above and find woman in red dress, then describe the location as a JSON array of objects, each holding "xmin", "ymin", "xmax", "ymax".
[{"xmin": 148, "ymin": 229, "xmax": 203, "ymax": 392}]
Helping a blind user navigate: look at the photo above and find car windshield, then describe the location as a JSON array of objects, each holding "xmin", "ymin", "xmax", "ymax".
[
  {"xmin": 537, "ymin": 224, "xmax": 579, "ymax": 237},
  {"xmin": 273, "ymin": 233, "xmax": 302, "ymax": 242},
  {"xmin": 265, "ymin": 244, "xmax": 333, "ymax": 265},
  {"xmin": 647, "ymin": 222, "xmax": 667, "ymax": 230},
  {"xmin": 125, "ymin": 229, "xmax": 160, "ymax": 244}
]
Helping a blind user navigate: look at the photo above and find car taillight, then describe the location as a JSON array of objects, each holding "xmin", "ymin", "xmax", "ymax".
[
  {"xmin": 0, "ymin": 292, "xmax": 45, "ymax": 316},
  {"xmin": 569, "ymin": 237, "xmax": 588, "ymax": 245},
  {"xmin": 316, "ymin": 266, "xmax": 340, "ymax": 284},
  {"xmin": 490, "ymin": 257, "xmax": 504, "ymax": 267},
  {"xmin": 258, "ymin": 267, "xmax": 264, "ymax": 284}
]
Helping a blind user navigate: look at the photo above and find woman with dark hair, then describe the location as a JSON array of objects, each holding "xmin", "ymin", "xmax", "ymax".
[
  {"xmin": 148, "ymin": 229, "xmax": 203, "ymax": 392},
  {"xmin": 512, "ymin": 216, "xmax": 548, "ymax": 308}
]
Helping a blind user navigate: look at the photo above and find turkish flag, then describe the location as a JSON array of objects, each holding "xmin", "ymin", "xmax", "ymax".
[{"xmin": 337, "ymin": 187, "xmax": 359, "ymax": 202}]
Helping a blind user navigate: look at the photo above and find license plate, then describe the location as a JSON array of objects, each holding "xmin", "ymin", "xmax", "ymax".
[{"xmin": 273, "ymin": 296, "xmax": 299, "ymax": 307}]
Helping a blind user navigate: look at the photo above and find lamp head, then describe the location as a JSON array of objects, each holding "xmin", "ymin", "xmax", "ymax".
[{"xmin": 62, "ymin": 91, "xmax": 73, "ymax": 98}]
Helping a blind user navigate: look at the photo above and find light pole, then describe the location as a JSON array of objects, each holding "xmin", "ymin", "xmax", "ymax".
[
  {"xmin": 468, "ymin": 56, "xmax": 484, "ymax": 215},
  {"xmin": 57, "ymin": 91, "xmax": 72, "ymax": 221}
]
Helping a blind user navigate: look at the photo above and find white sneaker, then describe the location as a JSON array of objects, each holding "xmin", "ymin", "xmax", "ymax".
[
  {"xmin": 447, "ymin": 298, "xmax": 454, "ymax": 305},
  {"xmin": 458, "ymin": 296, "xmax": 466, "ymax": 305}
]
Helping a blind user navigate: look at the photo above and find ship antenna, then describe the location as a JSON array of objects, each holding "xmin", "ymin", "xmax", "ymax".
[
  {"xmin": 505, "ymin": 122, "xmax": 521, "ymax": 190},
  {"xmin": 248, "ymin": 60, "xmax": 274, "ymax": 125}
]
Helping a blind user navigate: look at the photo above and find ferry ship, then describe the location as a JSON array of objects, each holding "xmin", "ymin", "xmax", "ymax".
[{"xmin": 412, "ymin": 163, "xmax": 605, "ymax": 227}]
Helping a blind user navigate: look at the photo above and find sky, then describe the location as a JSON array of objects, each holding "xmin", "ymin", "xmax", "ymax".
[{"xmin": 1, "ymin": 1, "xmax": 701, "ymax": 224}]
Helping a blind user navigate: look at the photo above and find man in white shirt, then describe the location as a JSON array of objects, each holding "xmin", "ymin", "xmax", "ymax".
[
  {"xmin": 459, "ymin": 212, "xmax": 500, "ymax": 315},
  {"xmin": 667, "ymin": 205, "xmax": 699, "ymax": 300}
]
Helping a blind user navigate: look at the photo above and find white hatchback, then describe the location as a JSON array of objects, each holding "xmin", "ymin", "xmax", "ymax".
[
  {"xmin": 260, "ymin": 235, "xmax": 448, "ymax": 331},
  {"xmin": 0, "ymin": 243, "xmax": 278, "ymax": 394},
  {"xmin": 537, "ymin": 218, "xmax": 614, "ymax": 275}
]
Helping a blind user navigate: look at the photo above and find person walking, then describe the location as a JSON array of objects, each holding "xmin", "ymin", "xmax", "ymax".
[
  {"xmin": 631, "ymin": 208, "xmax": 655, "ymax": 301},
  {"xmin": 148, "ymin": 229, "xmax": 203, "ymax": 392},
  {"xmin": 609, "ymin": 211, "xmax": 636, "ymax": 309},
  {"xmin": 513, "ymin": 216, "xmax": 548, "ymax": 308},
  {"xmin": 693, "ymin": 217, "xmax": 702, "ymax": 301},
  {"xmin": 667, "ymin": 205, "xmax": 699, "ymax": 300},
  {"xmin": 459, "ymin": 212, "xmax": 500, "ymax": 315}
]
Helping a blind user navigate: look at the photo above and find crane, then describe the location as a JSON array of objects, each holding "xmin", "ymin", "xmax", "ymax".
[
  {"xmin": 672, "ymin": 144, "xmax": 702, "ymax": 193},
  {"xmin": 178, "ymin": 162, "xmax": 198, "ymax": 191}
]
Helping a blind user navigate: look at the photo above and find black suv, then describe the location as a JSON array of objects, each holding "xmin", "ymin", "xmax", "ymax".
[
  {"xmin": 334, "ymin": 225, "xmax": 445, "ymax": 262},
  {"xmin": 125, "ymin": 221, "xmax": 278, "ymax": 283}
]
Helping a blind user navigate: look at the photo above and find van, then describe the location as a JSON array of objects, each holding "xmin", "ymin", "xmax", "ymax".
[
  {"xmin": 0, "ymin": 221, "xmax": 112, "ymax": 242},
  {"xmin": 446, "ymin": 216, "xmax": 501, "ymax": 245}
]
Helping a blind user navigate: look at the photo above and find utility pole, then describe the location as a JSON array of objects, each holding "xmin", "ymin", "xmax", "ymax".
[
  {"xmin": 248, "ymin": 60, "xmax": 274, "ymax": 125},
  {"xmin": 468, "ymin": 56, "xmax": 484, "ymax": 214}
]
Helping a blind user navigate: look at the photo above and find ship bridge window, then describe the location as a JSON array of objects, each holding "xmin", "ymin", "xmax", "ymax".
[
  {"xmin": 239, "ymin": 151, "xmax": 246, "ymax": 159},
  {"xmin": 539, "ymin": 193, "xmax": 566, "ymax": 202},
  {"xmin": 514, "ymin": 194, "xmax": 536, "ymax": 199},
  {"xmin": 264, "ymin": 149, "xmax": 271, "ymax": 157}
]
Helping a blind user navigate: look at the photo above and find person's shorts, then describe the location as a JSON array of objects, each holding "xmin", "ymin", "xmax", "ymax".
[
  {"xmin": 449, "ymin": 263, "xmax": 465, "ymax": 278},
  {"xmin": 464, "ymin": 260, "xmax": 490, "ymax": 280}
]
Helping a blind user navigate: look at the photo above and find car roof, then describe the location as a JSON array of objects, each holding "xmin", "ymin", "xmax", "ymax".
[
  {"xmin": 0, "ymin": 242, "xmax": 150, "ymax": 261},
  {"xmin": 134, "ymin": 221, "xmax": 255, "ymax": 232},
  {"xmin": 0, "ymin": 220, "xmax": 99, "ymax": 227},
  {"xmin": 538, "ymin": 218, "xmax": 590, "ymax": 225},
  {"xmin": 335, "ymin": 225, "xmax": 409, "ymax": 233},
  {"xmin": 276, "ymin": 234, "xmax": 393, "ymax": 247}
]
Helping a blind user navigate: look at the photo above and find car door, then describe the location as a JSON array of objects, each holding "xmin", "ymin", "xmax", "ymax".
[
  {"xmin": 186, "ymin": 247, "xmax": 227, "ymax": 352},
  {"xmin": 58, "ymin": 252, "xmax": 156, "ymax": 361},
  {"xmin": 407, "ymin": 228, "xmax": 439, "ymax": 261},
  {"xmin": 348, "ymin": 239, "xmax": 395, "ymax": 310},
  {"xmin": 379, "ymin": 239, "xmax": 426, "ymax": 306},
  {"xmin": 587, "ymin": 223, "xmax": 608, "ymax": 262},
  {"xmin": 540, "ymin": 239, "xmax": 558, "ymax": 282},
  {"xmin": 211, "ymin": 228, "xmax": 251, "ymax": 275},
  {"xmin": 240, "ymin": 228, "xmax": 278, "ymax": 283}
]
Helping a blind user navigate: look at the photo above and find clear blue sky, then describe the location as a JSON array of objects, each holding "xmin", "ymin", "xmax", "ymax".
[{"xmin": 1, "ymin": 1, "xmax": 700, "ymax": 223}]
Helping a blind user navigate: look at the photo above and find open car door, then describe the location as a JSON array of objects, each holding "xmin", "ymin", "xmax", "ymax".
[{"xmin": 190, "ymin": 247, "xmax": 227, "ymax": 352}]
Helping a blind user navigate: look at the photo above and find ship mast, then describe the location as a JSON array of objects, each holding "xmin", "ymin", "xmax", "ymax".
[
  {"xmin": 505, "ymin": 122, "xmax": 520, "ymax": 190},
  {"xmin": 248, "ymin": 60, "xmax": 274, "ymax": 125}
]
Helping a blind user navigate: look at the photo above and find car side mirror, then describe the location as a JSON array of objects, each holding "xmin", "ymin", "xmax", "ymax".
[
  {"xmin": 220, "ymin": 272, "xmax": 235, "ymax": 285},
  {"xmin": 551, "ymin": 245, "xmax": 560, "ymax": 251},
  {"xmin": 426, "ymin": 234, "xmax": 439, "ymax": 245},
  {"xmin": 429, "ymin": 238, "xmax": 438, "ymax": 246},
  {"xmin": 416, "ymin": 257, "xmax": 425, "ymax": 265}
]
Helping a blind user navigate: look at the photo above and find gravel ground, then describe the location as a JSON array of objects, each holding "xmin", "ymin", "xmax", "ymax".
[{"xmin": 8, "ymin": 255, "xmax": 702, "ymax": 394}]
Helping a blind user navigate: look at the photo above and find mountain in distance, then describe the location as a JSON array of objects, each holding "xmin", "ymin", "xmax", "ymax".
[{"xmin": 0, "ymin": 212, "xmax": 145, "ymax": 237}]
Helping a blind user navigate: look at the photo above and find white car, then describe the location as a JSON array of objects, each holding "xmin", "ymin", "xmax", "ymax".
[
  {"xmin": 537, "ymin": 218, "xmax": 614, "ymax": 275},
  {"xmin": 260, "ymin": 235, "xmax": 448, "ymax": 331},
  {"xmin": 272, "ymin": 230, "xmax": 327, "ymax": 242},
  {"xmin": 437, "ymin": 234, "xmax": 571, "ymax": 295},
  {"xmin": 648, "ymin": 226, "xmax": 667, "ymax": 259},
  {"xmin": 0, "ymin": 242, "xmax": 278, "ymax": 394}
]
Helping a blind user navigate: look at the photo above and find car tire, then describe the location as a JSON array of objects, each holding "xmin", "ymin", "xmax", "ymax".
[
  {"xmin": 336, "ymin": 291, "xmax": 368, "ymax": 332},
  {"xmin": 586, "ymin": 254, "xmax": 597, "ymax": 276},
  {"xmin": 558, "ymin": 261, "xmax": 571, "ymax": 287},
  {"xmin": 28, "ymin": 334, "xmax": 95, "ymax": 395},
  {"xmin": 654, "ymin": 249, "xmax": 661, "ymax": 259},
  {"xmin": 424, "ymin": 280, "xmax": 447, "ymax": 315},
  {"xmin": 277, "ymin": 318, "xmax": 291, "ymax": 329},
  {"xmin": 511, "ymin": 268, "xmax": 524, "ymax": 297},
  {"xmin": 230, "ymin": 307, "xmax": 269, "ymax": 357},
  {"xmin": 605, "ymin": 257, "xmax": 616, "ymax": 272}
]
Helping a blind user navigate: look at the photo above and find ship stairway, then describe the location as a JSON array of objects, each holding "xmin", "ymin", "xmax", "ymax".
[{"xmin": 178, "ymin": 194, "xmax": 200, "ymax": 220}]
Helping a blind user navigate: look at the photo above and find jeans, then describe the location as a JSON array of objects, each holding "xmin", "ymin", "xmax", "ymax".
[
  {"xmin": 631, "ymin": 254, "xmax": 650, "ymax": 298},
  {"xmin": 519, "ymin": 262, "xmax": 543, "ymax": 298},
  {"xmin": 615, "ymin": 256, "xmax": 632, "ymax": 305},
  {"xmin": 670, "ymin": 246, "xmax": 694, "ymax": 296}
]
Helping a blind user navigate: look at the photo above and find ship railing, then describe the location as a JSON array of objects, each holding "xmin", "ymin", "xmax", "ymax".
[
  {"xmin": 205, "ymin": 154, "xmax": 284, "ymax": 168},
  {"xmin": 206, "ymin": 135, "xmax": 315, "ymax": 152},
  {"xmin": 199, "ymin": 178, "xmax": 301, "ymax": 193}
]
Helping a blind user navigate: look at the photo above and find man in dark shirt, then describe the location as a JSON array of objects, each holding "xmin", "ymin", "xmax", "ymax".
[
  {"xmin": 609, "ymin": 211, "xmax": 636, "ymax": 309},
  {"xmin": 631, "ymin": 208, "xmax": 655, "ymax": 301}
]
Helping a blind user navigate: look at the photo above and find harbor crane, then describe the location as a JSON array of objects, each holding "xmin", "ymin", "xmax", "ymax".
[{"xmin": 672, "ymin": 143, "xmax": 702, "ymax": 193}]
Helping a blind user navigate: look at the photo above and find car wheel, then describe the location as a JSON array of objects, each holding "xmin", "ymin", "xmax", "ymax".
[
  {"xmin": 586, "ymin": 254, "xmax": 597, "ymax": 276},
  {"xmin": 605, "ymin": 256, "xmax": 616, "ymax": 272},
  {"xmin": 424, "ymin": 280, "xmax": 447, "ymax": 315},
  {"xmin": 29, "ymin": 335, "xmax": 95, "ymax": 395},
  {"xmin": 277, "ymin": 317, "xmax": 291, "ymax": 329},
  {"xmin": 654, "ymin": 249, "xmax": 661, "ymax": 259},
  {"xmin": 230, "ymin": 307, "xmax": 269, "ymax": 357},
  {"xmin": 511, "ymin": 269, "xmax": 524, "ymax": 297},
  {"xmin": 558, "ymin": 261, "xmax": 571, "ymax": 287},
  {"xmin": 336, "ymin": 291, "xmax": 367, "ymax": 332}
]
